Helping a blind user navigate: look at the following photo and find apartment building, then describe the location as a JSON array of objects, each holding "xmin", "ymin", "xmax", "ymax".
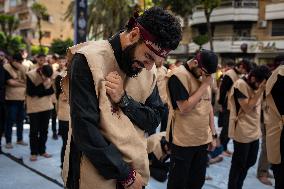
[
  {"xmin": 171, "ymin": 0, "xmax": 284, "ymax": 65},
  {"xmin": 0, "ymin": 0, "xmax": 73, "ymax": 46}
]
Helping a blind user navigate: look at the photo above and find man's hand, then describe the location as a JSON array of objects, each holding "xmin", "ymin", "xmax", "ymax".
[
  {"xmin": 208, "ymin": 139, "xmax": 217, "ymax": 152},
  {"xmin": 43, "ymin": 78, "xmax": 52, "ymax": 89},
  {"xmin": 123, "ymin": 171, "xmax": 144, "ymax": 189},
  {"xmin": 201, "ymin": 74, "xmax": 213, "ymax": 86},
  {"xmin": 105, "ymin": 71, "xmax": 124, "ymax": 103}
]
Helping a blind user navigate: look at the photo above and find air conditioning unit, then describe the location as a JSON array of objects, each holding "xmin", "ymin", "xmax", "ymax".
[{"xmin": 259, "ymin": 20, "xmax": 267, "ymax": 28}]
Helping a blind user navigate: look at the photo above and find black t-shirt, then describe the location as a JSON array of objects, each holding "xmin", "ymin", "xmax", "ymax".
[
  {"xmin": 168, "ymin": 64, "xmax": 191, "ymax": 109},
  {"xmin": 233, "ymin": 80, "xmax": 248, "ymax": 113},
  {"xmin": 4, "ymin": 69, "xmax": 12, "ymax": 81},
  {"xmin": 271, "ymin": 75, "xmax": 284, "ymax": 115},
  {"xmin": 218, "ymin": 74, "xmax": 233, "ymax": 109}
]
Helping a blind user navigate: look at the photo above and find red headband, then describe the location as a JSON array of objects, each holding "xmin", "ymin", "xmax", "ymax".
[
  {"xmin": 127, "ymin": 15, "xmax": 171, "ymax": 58},
  {"xmin": 195, "ymin": 51, "xmax": 209, "ymax": 74}
]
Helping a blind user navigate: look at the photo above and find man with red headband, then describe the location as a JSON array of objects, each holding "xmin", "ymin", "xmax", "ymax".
[
  {"xmin": 166, "ymin": 49, "xmax": 218, "ymax": 189},
  {"xmin": 62, "ymin": 7, "xmax": 181, "ymax": 189}
]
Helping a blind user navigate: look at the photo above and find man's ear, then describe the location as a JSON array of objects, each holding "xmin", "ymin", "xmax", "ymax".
[
  {"xmin": 128, "ymin": 27, "xmax": 140, "ymax": 44},
  {"xmin": 192, "ymin": 59, "xmax": 198, "ymax": 67}
]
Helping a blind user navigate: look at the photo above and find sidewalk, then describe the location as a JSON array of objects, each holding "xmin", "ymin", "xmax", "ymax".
[{"xmin": 0, "ymin": 123, "xmax": 274, "ymax": 189}]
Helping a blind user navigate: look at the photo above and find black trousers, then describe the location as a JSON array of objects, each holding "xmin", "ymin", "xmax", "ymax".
[
  {"xmin": 51, "ymin": 104, "xmax": 57, "ymax": 134},
  {"xmin": 228, "ymin": 139, "xmax": 259, "ymax": 189},
  {"xmin": 59, "ymin": 120, "xmax": 69, "ymax": 168},
  {"xmin": 0, "ymin": 102, "xmax": 6, "ymax": 148},
  {"xmin": 219, "ymin": 109, "xmax": 230, "ymax": 151},
  {"xmin": 167, "ymin": 144, "xmax": 208, "ymax": 189},
  {"xmin": 272, "ymin": 127, "xmax": 284, "ymax": 189},
  {"xmin": 29, "ymin": 110, "xmax": 51, "ymax": 155}
]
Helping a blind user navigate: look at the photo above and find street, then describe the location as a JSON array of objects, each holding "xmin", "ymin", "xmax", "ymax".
[{"xmin": 0, "ymin": 123, "xmax": 274, "ymax": 189}]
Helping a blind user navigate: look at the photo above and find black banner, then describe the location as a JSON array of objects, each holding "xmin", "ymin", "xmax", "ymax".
[{"xmin": 74, "ymin": 0, "xmax": 88, "ymax": 44}]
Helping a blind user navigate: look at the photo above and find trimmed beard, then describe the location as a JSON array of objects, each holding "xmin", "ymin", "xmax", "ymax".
[{"xmin": 121, "ymin": 42, "xmax": 143, "ymax": 77}]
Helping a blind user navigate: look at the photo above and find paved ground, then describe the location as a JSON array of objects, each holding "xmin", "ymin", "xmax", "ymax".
[{"xmin": 0, "ymin": 123, "xmax": 275, "ymax": 189}]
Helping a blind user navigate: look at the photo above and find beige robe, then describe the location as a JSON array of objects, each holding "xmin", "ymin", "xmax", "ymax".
[
  {"xmin": 3, "ymin": 63, "xmax": 27, "ymax": 101},
  {"xmin": 264, "ymin": 65, "xmax": 284, "ymax": 164},
  {"xmin": 156, "ymin": 66, "xmax": 168, "ymax": 104},
  {"xmin": 147, "ymin": 132, "xmax": 166, "ymax": 160},
  {"xmin": 26, "ymin": 69, "xmax": 54, "ymax": 114},
  {"xmin": 166, "ymin": 65, "xmax": 213, "ymax": 147},
  {"xmin": 223, "ymin": 68, "xmax": 240, "ymax": 108},
  {"xmin": 57, "ymin": 71, "xmax": 70, "ymax": 121},
  {"xmin": 62, "ymin": 40, "xmax": 157, "ymax": 189},
  {"xmin": 228, "ymin": 79, "xmax": 262, "ymax": 143}
]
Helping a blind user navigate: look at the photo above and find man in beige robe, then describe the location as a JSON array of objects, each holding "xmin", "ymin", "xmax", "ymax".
[{"xmin": 62, "ymin": 7, "xmax": 182, "ymax": 189}]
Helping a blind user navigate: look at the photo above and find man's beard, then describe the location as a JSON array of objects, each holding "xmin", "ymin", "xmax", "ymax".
[
  {"xmin": 121, "ymin": 42, "xmax": 143, "ymax": 77},
  {"xmin": 191, "ymin": 67, "xmax": 201, "ymax": 79}
]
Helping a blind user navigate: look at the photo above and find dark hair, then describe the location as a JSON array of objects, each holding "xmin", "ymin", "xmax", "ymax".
[
  {"xmin": 249, "ymin": 66, "xmax": 269, "ymax": 82},
  {"xmin": 41, "ymin": 65, "xmax": 53, "ymax": 78},
  {"xmin": 259, "ymin": 65, "xmax": 271, "ymax": 80},
  {"xmin": 13, "ymin": 52, "xmax": 24, "ymax": 63},
  {"xmin": 225, "ymin": 59, "xmax": 235, "ymax": 67},
  {"xmin": 52, "ymin": 53, "xmax": 59, "ymax": 60},
  {"xmin": 127, "ymin": 7, "xmax": 182, "ymax": 50},
  {"xmin": 58, "ymin": 55, "xmax": 66, "ymax": 59},
  {"xmin": 274, "ymin": 54, "xmax": 284, "ymax": 66},
  {"xmin": 197, "ymin": 49, "xmax": 218, "ymax": 74},
  {"xmin": 237, "ymin": 58, "xmax": 252, "ymax": 72},
  {"xmin": 37, "ymin": 53, "xmax": 46, "ymax": 58}
]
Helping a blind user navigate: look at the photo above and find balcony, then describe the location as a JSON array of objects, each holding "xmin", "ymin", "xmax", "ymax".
[
  {"xmin": 266, "ymin": 2, "xmax": 284, "ymax": 20},
  {"xmin": 189, "ymin": 35, "xmax": 258, "ymax": 53},
  {"xmin": 191, "ymin": 0, "xmax": 259, "ymax": 25},
  {"xmin": 8, "ymin": 0, "xmax": 28, "ymax": 14}
]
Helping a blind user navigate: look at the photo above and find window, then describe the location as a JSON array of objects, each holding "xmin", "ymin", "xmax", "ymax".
[
  {"xmin": 43, "ymin": 31, "xmax": 51, "ymax": 38},
  {"xmin": 272, "ymin": 19, "xmax": 284, "ymax": 36},
  {"xmin": 9, "ymin": 0, "xmax": 17, "ymax": 7},
  {"xmin": 18, "ymin": 12, "xmax": 29, "ymax": 22},
  {"xmin": 233, "ymin": 22, "xmax": 252, "ymax": 40},
  {"xmin": 20, "ymin": 29, "xmax": 29, "ymax": 38}
]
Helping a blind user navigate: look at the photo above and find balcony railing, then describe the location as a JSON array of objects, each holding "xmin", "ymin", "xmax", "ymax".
[
  {"xmin": 213, "ymin": 35, "xmax": 257, "ymax": 41},
  {"xmin": 194, "ymin": 0, "xmax": 258, "ymax": 11}
]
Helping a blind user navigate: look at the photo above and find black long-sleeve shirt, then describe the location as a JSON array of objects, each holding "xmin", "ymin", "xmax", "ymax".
[
  {"xmin": 55, "ymin": 74, "xmax": 62, "ymax": 99},
  {"xmin": 218, "ymin": 73, "xmax": 234, "ymax": 109},
  {"xmin": 26, "ymin": 77, "xmax": 54, "ymax": 97},
  {"xmin": 67, "ymin": 34, "xmax": 164, "ymax": 187},
  {"xmin": 0, "ymin": 62, "xmax": 5, "ymax": 103},
  {"xmin": 271, "ymin": 75, "xmax": 284, "ymax": 115}
]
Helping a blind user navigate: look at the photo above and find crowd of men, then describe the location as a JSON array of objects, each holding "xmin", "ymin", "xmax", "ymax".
[
  {"xmin": 0, "ymin": 6, "xmax": 283, "ymax": 189},
  {"xmin": 0, "ymin": 50, "xmax": 69, "ymax": 167}
]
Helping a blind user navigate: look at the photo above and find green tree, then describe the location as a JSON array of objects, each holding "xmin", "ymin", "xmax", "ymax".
[
  {"xmin": 0, "ymin": 32, "xmax": 26, "ymax": 56},
  {"xmin": 65, "ymin": 0, "xmax": 138, "ymax": 40},
  {"xmin": 0, "ymin": 14, "xmax": 19, "ymax": 37},
  {"xmin": 31, "ymin": 2, "xmax": 49, "ymax": 50},
  {"xmin": 199, "ymin": 0, "xmax": 221, "ymax": 50},
  {"xmin": 50, "ymin": 38, "xmax": 73, "ymax": 55},
  {"xmin": 31, "ymin": 45, "xmax": 49, "ymax": 56},
  {"xmin": 193, "ymin": 34, "xmax": 209, "ymax": 49}
]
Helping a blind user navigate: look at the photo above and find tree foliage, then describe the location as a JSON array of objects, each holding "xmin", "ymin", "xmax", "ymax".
[
  {"xmin": 198, "ymin": 0, "xmax": 221, "ymax": 50},
  {"xmin": 65, "ymin": 0, "xmax": 139, "ymax": 40},
  {"xmin": 31, "ymin": 45, "xmax": 49, "ymax": 56},
  {"xmin": 0, "ymin": 14, "xmax": 19, "ymax": 37},
  {"xmin": 0, "ymin": 32, "xmax": 26, "ymax": 56},
  {"xmin": 50, "ymin": 38, "xmax": 73, "ymax": 55},
  {"xmin": 31, "ymin": 2, "xmax": 49, "ymax": 49},
  {"xmin": 193, "ymin": 34, "xmax": 209, "ymax": 49}
]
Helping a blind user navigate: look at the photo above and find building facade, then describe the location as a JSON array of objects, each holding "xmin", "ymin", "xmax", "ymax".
[
  {"xmin": 171, "ymin": 0, "xmax": 284, "ymax": 65},
  {"xmin": 0, "ymin": 0, "xmax": 73, "ymax": 46}
]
